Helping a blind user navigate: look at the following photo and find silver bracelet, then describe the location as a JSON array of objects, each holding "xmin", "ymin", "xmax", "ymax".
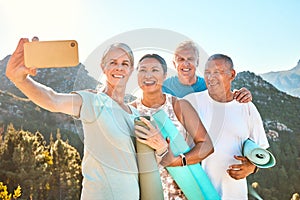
[{"xmin": 155, "ymin": 148, "xmax": 168, "ymax": 158}]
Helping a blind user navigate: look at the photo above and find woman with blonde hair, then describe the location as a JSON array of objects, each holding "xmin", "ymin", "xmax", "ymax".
[{"xmin": 6, "ymin": 38, "xmax": 140, "ymax": 199}]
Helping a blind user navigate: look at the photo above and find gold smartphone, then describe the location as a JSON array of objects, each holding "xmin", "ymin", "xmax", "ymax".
[{"xmin": 24, "ymin": 40, "xmax": 79, "ymax": 68}]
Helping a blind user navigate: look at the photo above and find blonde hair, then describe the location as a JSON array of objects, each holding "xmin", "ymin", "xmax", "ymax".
[
  {"xmin": 174, "ymin": 40, "xmax": 199, "ymax": 59},
  {"xmin": 101, "ymin": 43, "xmax": 134, "ymax": 67}
]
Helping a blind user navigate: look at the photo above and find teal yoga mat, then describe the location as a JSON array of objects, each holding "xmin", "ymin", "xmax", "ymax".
[
  {"xmin": 152, "ymin": 109, "xmax": 220, "ymax": 200},
  {"xmin": 137, "ymin": 141, "xmax": 164, "ymax": 200},
  {"xmin": 243, "ymin": 139, "xmax": 276, "ymax": 168}
]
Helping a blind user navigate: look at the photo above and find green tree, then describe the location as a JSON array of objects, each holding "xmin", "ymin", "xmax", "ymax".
[
  {"xmin": 46, "ymin": 130, "xmax": 82, "ymax": 200},
  {"xmin": 0, "ymin": 124, "xmax": 50, "ymax": 199},
  {"xmin": 0, "ymin": 125, "xmax": 82, "ymax": 199}
]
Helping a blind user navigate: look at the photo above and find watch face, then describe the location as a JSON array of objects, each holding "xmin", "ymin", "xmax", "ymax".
[{"xmin": 180, "ymin": 153, "xmax": 187, "ymax": 166}]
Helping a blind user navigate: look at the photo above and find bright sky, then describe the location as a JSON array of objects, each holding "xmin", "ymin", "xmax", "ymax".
[{"xmin": 1, "ymin": 0, "xmax": 300, "ymax": 74}]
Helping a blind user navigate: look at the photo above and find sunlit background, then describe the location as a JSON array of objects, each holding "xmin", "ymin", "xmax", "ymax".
[{"xmin": 1, "ymin": 0, "xmax": 300, "ymax": 74}]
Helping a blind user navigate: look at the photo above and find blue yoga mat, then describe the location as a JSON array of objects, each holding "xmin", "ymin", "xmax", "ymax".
[
  {"xmin": 243, "ymin": 139, "xmax": 276, "ymax": 168},
  {"xmin": 152, "ymin": 109, "xmax": 220, "ymax": 200}
]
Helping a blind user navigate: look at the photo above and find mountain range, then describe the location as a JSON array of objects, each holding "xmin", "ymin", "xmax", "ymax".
[
  {"xmin": 260, "ymin": 60, "xmax": 300, "ymax": 97},
  {"xmin": 0, "ymin": 55, "xmax": 100, "ymax": 154},
  {"xmin": 0, "ymin": 55, "xmax": 299, "ymax": 199}
]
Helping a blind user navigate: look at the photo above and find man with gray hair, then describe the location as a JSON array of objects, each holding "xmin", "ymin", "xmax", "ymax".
[
  {"xmin": 184, "ymin": 54, "xmax": 269, "ymax": 199},
  {"xmin": 162, "ymin": 41, "xmax": 252, "ymax": 102}
]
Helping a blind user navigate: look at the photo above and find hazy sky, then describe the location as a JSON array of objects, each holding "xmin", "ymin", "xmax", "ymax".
[{"xmin": 1, "ymin": 0, "xmax": 299, "ymax": 74}]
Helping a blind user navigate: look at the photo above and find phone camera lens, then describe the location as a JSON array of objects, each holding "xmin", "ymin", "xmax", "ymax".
[{"xmin": 70, "ymin": 42, "xmax": 76, "ymax": 47}]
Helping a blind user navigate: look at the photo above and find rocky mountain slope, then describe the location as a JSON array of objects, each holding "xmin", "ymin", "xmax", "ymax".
[
  {"xmin": 1, "ymin": 55, "xmax": 299, "ymax": 199},
  {"xmin": 0, "ymin": 55, "xmax": 100, "ymax": 154}
]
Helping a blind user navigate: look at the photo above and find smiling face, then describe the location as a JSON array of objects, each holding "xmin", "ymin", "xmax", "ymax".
[
  {"xmin": 137, "ymin": 57, "xmax": 166, "ymax": 94},
  {"xmin": 101, "ymin": 47, "xmax": 133, "ymax": 87},
  {"xmin": 204, "ymin": 58, "xmax": 235, "ymax": 98},
  {"xmin": 173, "ymin": 48, "xmax": 199, "ymax": 85}
]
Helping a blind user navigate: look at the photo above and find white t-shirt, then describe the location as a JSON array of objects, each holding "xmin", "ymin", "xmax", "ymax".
[
  {"xmin": 184, "ymin": 90, "xmax": 269, "ymax": 200},
  {"xmin": 76, "ymin": 91, "xmax": 140, "ymax": 200}
]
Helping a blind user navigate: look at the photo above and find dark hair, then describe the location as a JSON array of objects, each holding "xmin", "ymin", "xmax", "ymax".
[
  {"xmin": 138, "ymin": 54, "xmax": 167, "ymax": 74},
  {"xmin": 206, "ymin": 54, "xmax": 234, "ymax": 69}
]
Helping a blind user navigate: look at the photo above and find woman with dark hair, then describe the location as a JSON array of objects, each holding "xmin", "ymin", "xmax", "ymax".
[{"xmin": 130, "ymin": 54, "xmax": 214, "ymax": 200}]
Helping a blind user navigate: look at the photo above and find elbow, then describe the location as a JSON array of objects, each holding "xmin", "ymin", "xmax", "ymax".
[
  {"xmin": 198, "ymin": 140, "xmax": 214, "ymax": 161},
  {"xmin": 205, "ymin": 135, "xmax": 214, "ymax": 158},
  {"xmin": 207, "ymin": 147, "xmax": 214, "ymax": 158},
  {"xmin": 202, "ymin": 145, "xmax": 214, "ymax": 160},
  {"xmin": 48, "ymin": 100, "xmax": 63, "ymax": 113},
  {"xmin": 44, "ymin": 91, "xmax": 61, "ymax": 113},
  {"xmin": 205, "ymin": 140, "xmax": 214, "ymax": 158},
  {"xmin": 47, "ymin": 105, "xmax": 58, "ymax": 113}
]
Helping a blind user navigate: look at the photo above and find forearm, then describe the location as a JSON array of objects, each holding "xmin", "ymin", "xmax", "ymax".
[
  {"xmin": 181, "ymin": 132, "xmax": 214, "ymax": 166},
  {"xmin": 185, "ymin": 141, "xmax": 214, "ymax": 164},
  {"xmin": 14, "ymin": 76, "xmax": 62, "ymax": 112},
  {"xmin": 161, "ymin": 141, "xmax": 214, "ymax": 167},
  {"xmin": 227, "ymin": 156, "xmax": 258, "ymax": 180},
  {"xmin": 161, "ymin": 147, "xmax": 206, "ymax": 167}
]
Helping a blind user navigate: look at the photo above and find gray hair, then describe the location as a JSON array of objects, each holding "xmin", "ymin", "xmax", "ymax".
[
  {"xmin": 206, "ymin": 54, "xmax": 234, "ymax": 69},
  {"xmin": 174, "ymin": 40, "xmax": 200, "ymax": 59},
  {"xmin": 101, "ymin": 43, "xmax": 134, "ymax": 67}
]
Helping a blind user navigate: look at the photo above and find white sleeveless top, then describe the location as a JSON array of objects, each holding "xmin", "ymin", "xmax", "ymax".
[{"xmin": 136, "ymin": 94, "xmax": 188, "ymax": 200}]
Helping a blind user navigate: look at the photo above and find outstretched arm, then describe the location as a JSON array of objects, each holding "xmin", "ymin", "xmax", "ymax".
[{"xmin": 6, "ymin": 38, "xmax": 82, "ymax": 116}]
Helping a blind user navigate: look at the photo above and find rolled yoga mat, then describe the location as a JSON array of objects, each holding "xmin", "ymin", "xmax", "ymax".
[
  {"xmin": 243, "ymin": 139, "xmax": 276, "ymax": 168},
  {"xmin": 152, "ymin": 109, "xmax": 220, "ymax": 200},
  {"xmin": 135, "ymin": 116, "xmax": 164, "ymax": 200},
  {"xmin": 136, "ymin": 141, "xmax": 164, "ymax": 200}
]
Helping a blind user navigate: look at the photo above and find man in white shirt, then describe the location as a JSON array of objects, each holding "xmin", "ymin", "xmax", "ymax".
[{"xmin": 184, "ymin": 54, "xmax": 269, "ymax": 200}]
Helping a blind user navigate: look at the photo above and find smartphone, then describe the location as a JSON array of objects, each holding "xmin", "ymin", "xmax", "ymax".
[
  {"xmin": 134, "ymin": 116, "xmax": 151, "ymax": 130},
  {"xmin": 24, "ymin": 40, "xmax": 79, "ymax": 68}
]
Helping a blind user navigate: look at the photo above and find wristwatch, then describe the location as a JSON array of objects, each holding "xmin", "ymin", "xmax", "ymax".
[
  {"xmin": 155, "ymin": 148, "xmax": 168, "ymax": 158},
  {"xmin": 180, "ymin": 153, "xmax": 187, "ymax": 166},
  {"xmin": 252, "ymin": 166, "xmax": 259, "ymax": 174}
]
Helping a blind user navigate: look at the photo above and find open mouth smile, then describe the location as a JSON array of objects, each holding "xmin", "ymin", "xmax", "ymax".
[
  {"xmin": 181, "ymin": 68, "xmax": 191, "ymax": 72},
  {"xmin": 207, "ymin": 81, "xmax": 218, "ymax": 87},
  {"xmin": 143, "ymin": 80, "xmax": 156, "ymax": 86},
  {"xmin": 112, "ymin": 74, "xmax": 125, "ymax": 79}
]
